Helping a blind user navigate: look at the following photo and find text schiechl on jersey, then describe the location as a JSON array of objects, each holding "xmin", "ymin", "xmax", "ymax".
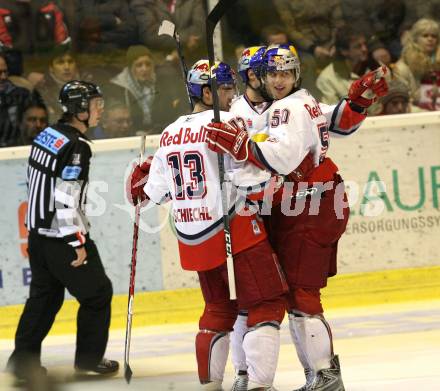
[{"xmin": 173, "ymin": 206, "xmax": 213, "ymax": 223}]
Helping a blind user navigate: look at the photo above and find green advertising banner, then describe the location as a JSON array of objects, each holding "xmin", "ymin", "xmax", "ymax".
[{"xmin": 331, "ymin": 112, "xmax": 440, "ymax": 273}]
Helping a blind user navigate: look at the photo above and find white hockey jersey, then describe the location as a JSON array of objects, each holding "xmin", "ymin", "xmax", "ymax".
[
  {"xmin": 251, "ymin": 89, "xmax": 366, "ymax": 180},
  {"xmin": 230, "ymin": 93, "xmax": 273, "ymax": 140},
  {"xmin": 144, "ymin": 110, "xmax": 271, "ymax": 271},
  {"xmin": 232, "ymin": 89, "xmax": 363, "ymax": 144}
]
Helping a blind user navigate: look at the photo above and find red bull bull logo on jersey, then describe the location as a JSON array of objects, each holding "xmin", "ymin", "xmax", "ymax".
[{"xmin": 194, "ymin": 62, "xmax": 210, "ymax": 72}]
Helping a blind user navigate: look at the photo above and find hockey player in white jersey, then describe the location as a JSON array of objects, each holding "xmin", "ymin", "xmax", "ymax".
[
  {"xmin": 232, "ymin": 46, "xmax": 272, "ymax": 141},
  {"xmin": 229, "ymin": 45, "xmax": 271, "ymax": 390},
  {"xmin": 128, "ymin": 59, "xmax": 288, "ymax": 391},
  {"xmin": 228, "ymin": 44, "xmax": 387, "ymax": 391},
  {"xmin": 205, "ymin": 45, "xmax": 388, "ymax": 391}
]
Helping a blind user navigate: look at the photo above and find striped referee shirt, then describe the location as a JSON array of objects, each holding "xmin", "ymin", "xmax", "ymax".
[{"xmin": 26, "ymin": 122, "xmax": 92, "ymax": 248}]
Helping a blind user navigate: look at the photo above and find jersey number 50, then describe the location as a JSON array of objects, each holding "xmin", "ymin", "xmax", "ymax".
[
  {"xmin": 270, "ymin": 108, "xmax": 290, "ymax": 127},
  {"xmin": 167, "ymin": 151, "xmax": 207, "ymax": 200}
]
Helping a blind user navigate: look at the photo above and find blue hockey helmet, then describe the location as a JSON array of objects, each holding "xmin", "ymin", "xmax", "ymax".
[
  {"xmin": 238, "ymin": 46, "xmax": 267, "ymax": 83},
  {"xmin": 261, "ymin": 44, "xmax": 301, "ymax": 83},
  {"xmin": 187, "ymin": 59, "xmax": 236, "ymax": 99}
]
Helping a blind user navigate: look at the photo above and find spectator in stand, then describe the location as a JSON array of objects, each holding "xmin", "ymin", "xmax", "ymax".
[
  {"xmin": 394, "ymin": 18, "xmax": 440, "ymax": 110},
  {"xmin": 99, "ymin": 100, "xmax": 134, "ymax": 139},
  {"xmin": 0, "ymin": 53, "xmax": 38, "ymax": 146},
  {"xmin": 73, "ymin": 0, "xmax": 137, "ymax": 53},
  {"xmin": 368, "ymin": 37, "xmax": 393, "ymax": 67},
  {"xmin": 0, "ymin": 0, "xmax": 70, "ymax": 54},
  {"xmin": 130, "ymin": 0, "xmax": 206, "ymax": 59},
  {"xmin": 272, "ymin": 0, "xmax": 344, "ymax": 68},
  {"xmin": 34, "ymin": 48, "xmax": 83, "ymax": 120},
  {"xmin": 376, "ymin": 78, "xmax": 411, "ymax": 115},
  {"xmin": 316, "ymin": 27, "xmax": 370, "ymax": 104},
  {"xmin": 106, "ymin": 45, "xmax": 156, "ymax": 133},
  {"xmin": 15, "ymin": 101, "xmax": 49, "ymax": 145}
]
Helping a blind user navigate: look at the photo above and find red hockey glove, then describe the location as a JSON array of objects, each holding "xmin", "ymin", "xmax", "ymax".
[
  {"xmin": 127, "ymin": 157, "xmax": 153, "ymax": 206},
  {"xmin": 348, "ymin": 65, "xmax": 389, "ymax": 108},
  {"xmin": 205, "ymin": 121, "xmax": 250, "ymax": 162}
]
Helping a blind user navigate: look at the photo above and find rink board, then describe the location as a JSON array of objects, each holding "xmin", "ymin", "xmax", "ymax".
[{"xmin": 0, "ymin": 112, "xmax": 439, "ymax": 335}]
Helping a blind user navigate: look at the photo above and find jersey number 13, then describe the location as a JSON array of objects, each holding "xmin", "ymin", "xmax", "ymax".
[{"xmin": 167, "ymin": 151, "xmax": 207, "ymax": 200}]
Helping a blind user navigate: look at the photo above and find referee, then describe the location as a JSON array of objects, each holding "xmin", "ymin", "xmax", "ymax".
[{"xmin": 7, "ymin": 81, "xmax": 118, "ymax": 381}]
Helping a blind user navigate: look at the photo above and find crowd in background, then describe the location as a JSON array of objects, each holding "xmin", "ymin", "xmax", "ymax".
[{"xmin": 1, "ymin": 0, "xmax": 440, "ymax": 147}]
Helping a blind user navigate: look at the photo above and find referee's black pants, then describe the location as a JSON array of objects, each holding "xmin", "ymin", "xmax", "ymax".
[{"xmin": 7, "ymin": 232, "xmax": 113, "ymax": 373}]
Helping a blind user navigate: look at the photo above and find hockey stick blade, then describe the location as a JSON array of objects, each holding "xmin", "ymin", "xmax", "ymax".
[
  {"xmin": 158, "ymin": 19, "xmax": 193, "ymax": 110},
  {"xmin": 158, "ymin": 20, "xmax": 175, "ymax": 37},
  {"xmin": 124, "ymin": 364, "xmax": 133, "ymax": 384}
]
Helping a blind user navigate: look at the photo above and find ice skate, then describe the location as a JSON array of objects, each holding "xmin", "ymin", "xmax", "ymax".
[
  {"xmin": 306, "ymin": 355, "xmax": 345, "ymax": 391},
  {"xmin": 230, "ymin": 370, "xmax": 248, "ymax": 391}
]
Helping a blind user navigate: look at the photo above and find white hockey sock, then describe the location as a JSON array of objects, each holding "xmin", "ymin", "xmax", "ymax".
[
  {"xmin": 290, "ymin": 312, "xmax": 333, "ymax": 372},
  {"xmin": 242, "ymin": 322, "xmax": 280, "ymax": 388},
  {"xmin": 209, "ymin": 333, "xmax": 230, "ymax": 382},
  {"xmin": 288, "ymin": 313, "xmax": 312, "ymax": 371},
  {"xmin": 231, "ymin": 313, "xmax": 249, "ymax": 373}
]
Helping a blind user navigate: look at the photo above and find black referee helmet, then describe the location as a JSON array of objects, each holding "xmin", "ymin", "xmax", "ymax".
[{"xmin": 59, "ymin": 80, "xmax": 103, "ymax": 115}]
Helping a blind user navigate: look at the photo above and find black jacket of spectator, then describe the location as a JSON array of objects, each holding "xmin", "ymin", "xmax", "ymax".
[
  {"xmin": 73, "ymin": 0, "xmax": 137, "ymax": 52},
  {"xmin": 0, "ymin": 0, "xmax": 70, "ymax": 54},
  {"xmin": 0, "ymin": 80, "xmax": 40, "ymax": 146},
  {"xmin": 130, "ymin": 0, "xmax": 206, "ymax": 53}
]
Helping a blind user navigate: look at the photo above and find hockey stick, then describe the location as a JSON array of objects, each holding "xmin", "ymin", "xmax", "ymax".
[
  {"xmin": 124, "ymin": 134, "xmax": 146, "ymax": 384},
  {"xmin": 206, "ymin": 0, "xmax": 238, "ymax": 300},
  {"xmin": 158, "ymin": 20, "xmax": 194, "ymax": 111}
]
